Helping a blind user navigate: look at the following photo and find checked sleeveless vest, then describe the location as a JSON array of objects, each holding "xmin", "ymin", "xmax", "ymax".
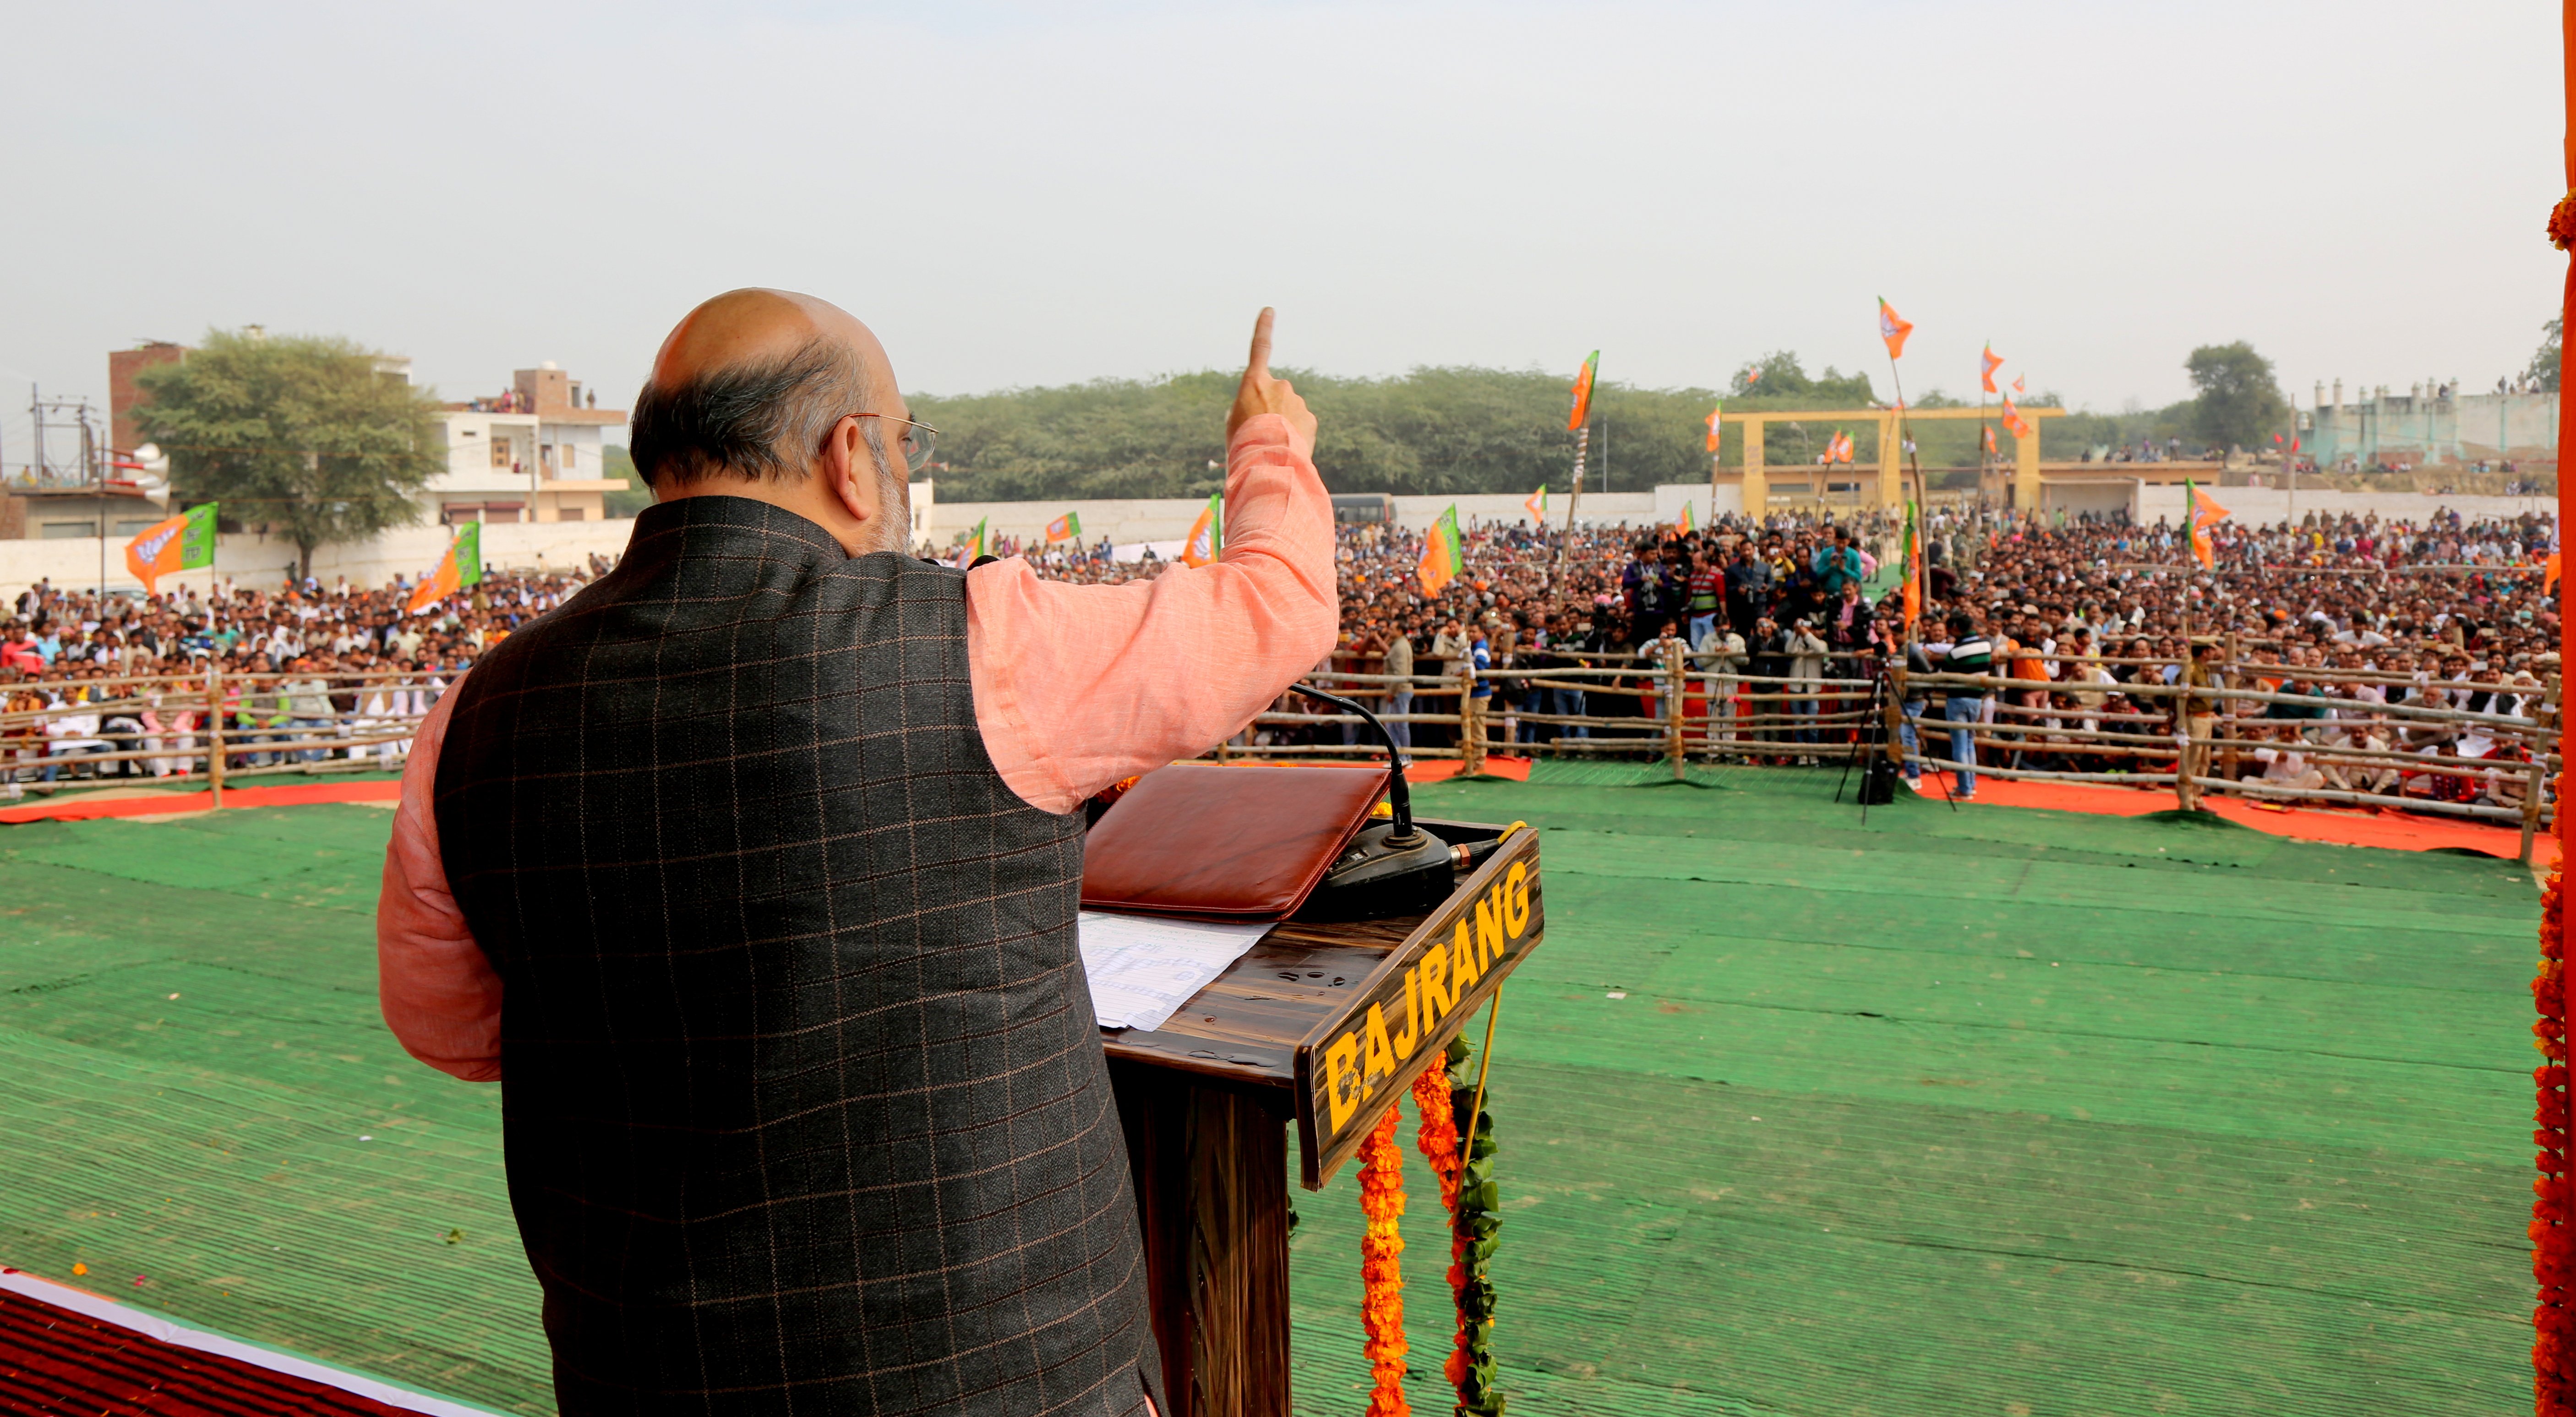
[{"xmin": 433, "ymin": 497, "xmax": 1160, "ymax": 1417}]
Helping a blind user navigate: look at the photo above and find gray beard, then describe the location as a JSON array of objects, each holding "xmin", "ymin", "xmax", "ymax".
[{"xmin": 863, "ymin": 465, "xmax": 912, "ymax": 557}]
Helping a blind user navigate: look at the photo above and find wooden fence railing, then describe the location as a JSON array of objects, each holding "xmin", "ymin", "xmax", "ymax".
[
  {"xmin": 9, "ymin": 657, "xmax": 2556, "ymax": 860},
  {"xmin": 1230, "ymin": 649, "xmax": 2560, "ymax": 859},
  {"xmin": 2, "ymin": 669, "xmax": 441, "ymax": 807}
]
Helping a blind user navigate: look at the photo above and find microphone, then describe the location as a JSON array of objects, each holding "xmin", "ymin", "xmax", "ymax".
[
  {"xmin": 1288, "ymin": 681, "xmax": 1497, "ymax": 918},
  {"xmin": 1290, "ymin": 682, "xmax": 1414, "ymax": 841}
]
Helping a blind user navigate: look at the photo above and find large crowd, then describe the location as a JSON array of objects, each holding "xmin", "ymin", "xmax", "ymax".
[
  {"xmin": 1, "ymin": 563, "xmax": 604, "ymax": 790},
  {"xmin": 5, "ymin": 505, "xmax": 2558, "ymax": 813},
  {"xmin": 1019, "ymin": 503, "xmax": 2560, "ymax": 811}
]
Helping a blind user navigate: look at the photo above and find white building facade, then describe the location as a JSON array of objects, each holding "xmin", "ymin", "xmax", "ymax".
[{"xmin": 425, "ymin": 361, "xmax": 628, "ymax": 525}]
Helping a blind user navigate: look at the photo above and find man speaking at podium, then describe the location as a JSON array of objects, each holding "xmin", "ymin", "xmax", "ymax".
[{"xmin": 376, "ymin": 290, "xmax": 1336, "ymax": 1414}]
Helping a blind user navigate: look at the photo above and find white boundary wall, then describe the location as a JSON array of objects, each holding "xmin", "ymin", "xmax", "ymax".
[
  {"xmin": 922, "ymin": 488, "xmax": 1716, "ymax": 545},
  {"xmin": 2133, "ymin": 484, "xmax": 2554, "ymax": 529},
  {"xmin": 1, "ymin": 477, "xmax": 1781, "ymax": 604},
  {"xmin": 0, "ymin": 519, "xmax": 639, "ymax": 604}
]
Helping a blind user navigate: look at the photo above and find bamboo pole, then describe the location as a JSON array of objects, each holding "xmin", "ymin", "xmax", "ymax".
[
  {"xmin": 206, "ymin": 660, "xmax": 226, "ymax": 810},
  {"xmin": 2530, "ymin": 673, "xmax": 2563, "ymax": 865},
  {"xmin": 2220, "ymin": 629, "xmax": 2243, "ymax": 784},
  {"xmin": 1460, "ymin": 659, "xmax": 1485, "ymax": 777},
  {"xmin": 1665, "ymin": 643, "xmax": 1686, "ymax": 780}
]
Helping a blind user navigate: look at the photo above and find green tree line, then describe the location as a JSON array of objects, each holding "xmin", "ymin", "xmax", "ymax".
[
  {"xmin": 905, "ymin": 356, "xmax": 1987, "ymax": 502},
  {"xmin": 603, "ymin": 342, "xmax": 2303, "ymax": 505}
]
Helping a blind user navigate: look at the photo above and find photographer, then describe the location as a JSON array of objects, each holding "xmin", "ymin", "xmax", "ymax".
[{"xmin": 1920, "ymin": 609, "xmax": 1993, "ymax": 799}]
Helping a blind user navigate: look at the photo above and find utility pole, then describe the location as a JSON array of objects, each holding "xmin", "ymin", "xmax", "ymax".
[
  {"xmin": 2286, "ymin": 394, "xmax": 2296, "ymax": 530},
  {"xmin": 83, "ymin": 401, "xmax": 104, "ymax": 599}
]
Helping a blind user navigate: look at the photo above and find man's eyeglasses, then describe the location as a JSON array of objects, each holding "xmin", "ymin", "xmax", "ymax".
[{"xmin": 851, "ymin": 413, "xmax": 939, "ymax": 476}]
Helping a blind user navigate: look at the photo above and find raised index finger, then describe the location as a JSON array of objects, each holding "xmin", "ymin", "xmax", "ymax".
[{"xmin": 1244, "ymin": 307, "xmax": 1276, "ymax": 381}]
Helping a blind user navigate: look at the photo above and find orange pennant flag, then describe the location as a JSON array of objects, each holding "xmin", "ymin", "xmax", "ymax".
[
  {"xmin": 2185, "ymin": 479, "xmax": 2228, "ymax": 570},
  {"xmin": 1567, "ymin": 351, "xmax": 1599, "ymax": 430},
  {"xmin": 407, "ymin": 542, "xmax": 461, "ymax": 615},
  {"xmin": 2001, "ymin": 396, "xmax": 2034, "ymax": 441},
  {"xmin": 1877, "ymin": 298, "xmax": 1913, "ymax": 360},
  {"xmin": 124, "ymin": 513, "xmax": 189, "ymax": 594},
  {"xmin": 1981, "ymin": 343, "xmax": 2004, "ymax": 394}
]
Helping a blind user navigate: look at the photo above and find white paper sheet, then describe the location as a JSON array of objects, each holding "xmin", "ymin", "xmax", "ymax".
[{"xmin": 1078, "ymin": 910, "xmax": 1273, "ymax": 1033}]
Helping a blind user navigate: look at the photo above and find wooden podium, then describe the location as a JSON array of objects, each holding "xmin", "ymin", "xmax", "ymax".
[{"xmin": 1105, "ymin": 817, "xmax": 1545, "ymax": 1417}]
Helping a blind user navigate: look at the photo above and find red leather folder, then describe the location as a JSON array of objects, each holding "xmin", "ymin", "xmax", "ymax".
[{"xmin": 1080, "ymin": 764, "xmax": 1389, "ymax": 921}]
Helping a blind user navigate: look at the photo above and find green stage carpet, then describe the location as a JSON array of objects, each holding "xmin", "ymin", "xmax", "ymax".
[{"xmin": 0, "ymin": 770, "xmax": 2539, "ymax": 1414}]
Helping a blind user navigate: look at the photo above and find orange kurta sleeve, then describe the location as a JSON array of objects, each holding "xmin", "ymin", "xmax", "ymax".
[
  {"xmin": 375, "ymin": 682, "xmax": 504, "ymax": 1081},
  {"xmin": 967, "ymin": 413, "xmax": 1340, "ymax": 814}
]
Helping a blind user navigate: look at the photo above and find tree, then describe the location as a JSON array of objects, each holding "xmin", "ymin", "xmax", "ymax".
[
  {"xmin": 135, "ymin": 329, "xmax": 442, "ymax": 580},
  {"xmin": 909, "ymin": 357, "xmax": 1907, "ymax": 501},
  {"xmin": 2528, "ymin": 316, "xmax": 2562, "ymax": 393},
  {"xmin": 1726, "ymin": 351, "xmax": 1877, "ymax": 404},
  {"xmin": 2181, "ymin": 341, "xmax": 2288, "ymax": 452}
]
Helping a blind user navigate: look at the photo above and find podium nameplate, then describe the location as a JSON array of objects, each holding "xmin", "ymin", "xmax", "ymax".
[
  {"xmin": 1289, "ymin": 826, "xmax": 1541, "ymax": 1188},
  {"xmin": 1099, "ymin": 815, "xmax": 1544, "ymax": 1414}
]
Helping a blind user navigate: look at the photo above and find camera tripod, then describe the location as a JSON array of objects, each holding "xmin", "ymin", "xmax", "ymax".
[{"xmin": 1833, "ymin": 660, "xmax": 1959, "ymax": 823}]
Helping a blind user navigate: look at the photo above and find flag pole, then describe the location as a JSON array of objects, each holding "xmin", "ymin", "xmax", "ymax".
[
  {"xmin": 1560, "ymin": 423, "xmax": 1588, "ymax": 559},
  {"xmin": 1979, "ymin": 344, "xmax": 1997, "ymax": 512},
  {"xmin": 1883, "ymin": 352, "xmax": 1923, "ymax": 531}
]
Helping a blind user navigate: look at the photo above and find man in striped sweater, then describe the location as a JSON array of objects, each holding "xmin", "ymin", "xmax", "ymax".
[{"xmin": 1925, "ymin": 610, "xmax": 1994, "ymax": 799}]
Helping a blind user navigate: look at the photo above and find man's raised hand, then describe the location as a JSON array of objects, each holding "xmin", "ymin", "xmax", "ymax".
[{"xmin": 1226, "ymin": 307, "xmax": 1317, "ymax": 457}]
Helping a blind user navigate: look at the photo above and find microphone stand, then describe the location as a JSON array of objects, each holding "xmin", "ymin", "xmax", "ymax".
[{"xmin": 1291, "ymin": 681, "xmax": 1416, "ymax": 842}]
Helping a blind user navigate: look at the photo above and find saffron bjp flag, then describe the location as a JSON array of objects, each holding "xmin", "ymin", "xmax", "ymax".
[
  {"xmin": 124, "ymin": 502, "xmax": 217, "ymax": 594},
  {"xmin": 1704, "ymin": 404, "xmax": 1723, "ymax": 453},
  {"xmin": 2185, "ymin": 479, "xmax": 2228, "ymax": 570},
  {"xmin": 2001, "ymin": 396, "xmax": 2034, "ymax": 441},
  {"xmin": 406, "ymin": 520, "xmax": 481, "ymax": 615},
  {"xmin": 1524, "ymin": 484, "xmax": 1548, "ymax": 522},
  {"xmin": 1877, "ymin": 298, "xmax": 1914, "ymax": 359},
  {"xmin": 952, "ymin": 517, "xmax": 992, "ymax": 567},
  {"xmin": 1566, "ymin": 351, "xmax": 1599, "ymax": 430},
  {"xmin": 2547, "ymin": 551, "xmax": 2562, "ymax": 597},
  {"xmin": 1044, "ymin": 511, "xmax": 1082, "ymax": 543},
  {"xmin": 1981, "ymin": 424, "xmax": 1998, "ymax": 456},
  {"xmin": 2012, "ymin": 373, "xmax": 2026, "ymax": 396},
  {"xmin": 1675, "ymin": 503, "xmax": 1696, "ymax": 535},
  {"xmin": 1182, "ymin": 494, "xmax": 1222, "ymax": 568},
  {"xmin": 1981, "ymin": 343, "xmax": 2004, "ymax": 394},
  {"xmin": 1418, "ymin": 504, "xmax": 1463, "ymax": 595}
]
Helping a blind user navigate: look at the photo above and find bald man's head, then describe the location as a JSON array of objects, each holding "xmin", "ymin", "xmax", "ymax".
[{"xmin": 628, "ymin": 289, "xmax": 900, "ymax": 488}]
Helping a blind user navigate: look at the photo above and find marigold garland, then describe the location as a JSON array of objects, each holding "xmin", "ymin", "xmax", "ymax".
[
  {"xmin": 1414, "ymin": 1063, "xmax": 1464, "ymax": 1211},
  {"xmin": 1446, "ymin": 1037, "xmax": 1506, "ymax": 1416},
  {"xmin": 2540, "ymin": 790, "xmax": 2574, "ymax": 1416},
  {"xmin": 2550, "ymin": 189, "xmax": 2576, "ymax": 252},
  {"xmin": 1412, "ymin": 1056, "xmax": 1472, "ymax": 1412},
  {"xmin": 1359, "ymin": 1102, "xmax": 1410, "ymax": 1417}
]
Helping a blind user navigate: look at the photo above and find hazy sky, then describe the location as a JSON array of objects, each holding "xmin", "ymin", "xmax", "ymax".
[{"xmin": 2, "ymin": 0, "xmax": 2559, "ymax": 463}]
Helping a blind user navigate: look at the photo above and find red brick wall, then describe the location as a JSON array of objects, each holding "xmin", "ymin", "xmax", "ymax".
[{"xmin": 108, "ymin": 343, "xmax": 188, "ymax": 453}]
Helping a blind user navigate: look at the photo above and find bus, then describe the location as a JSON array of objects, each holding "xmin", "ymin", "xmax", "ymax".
[{"xmin": 1330, "ymin": 493, "xmax": 1394, "ymax": 526}]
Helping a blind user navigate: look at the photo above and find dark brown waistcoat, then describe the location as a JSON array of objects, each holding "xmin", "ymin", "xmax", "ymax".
[{"xmin": 433, "ymin": 497, "xmax": 1159, "ymax": 1417}]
